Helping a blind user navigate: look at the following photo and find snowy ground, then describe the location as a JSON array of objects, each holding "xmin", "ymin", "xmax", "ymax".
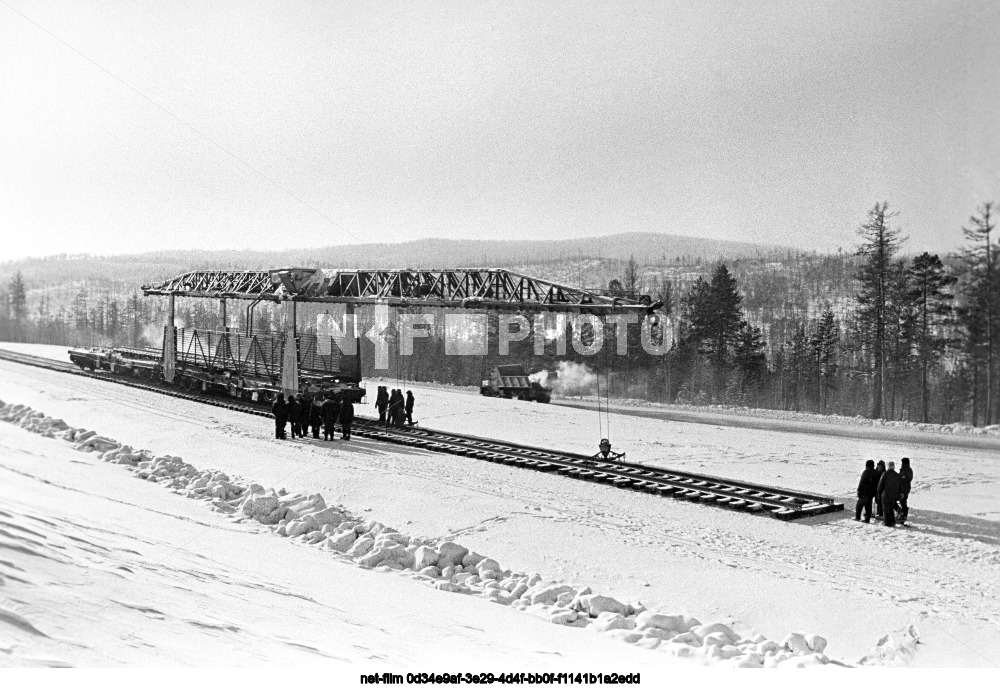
[
  {"xmin": 0, "ymin": 420, "xmax": 694, "ymax": 672},
  {"xmin": 2, "ymin": 343, "xmax": 1000, "ymax": 668}
]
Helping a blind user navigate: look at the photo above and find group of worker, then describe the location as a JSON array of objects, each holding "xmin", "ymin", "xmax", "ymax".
[
  {"xmin": 855, "ymin": 457, "xmax": 913, "ymax": 527},
  {"xmin": 374, "ymin": 386, "xmax": 415, "ymax": 427},
  {"xmin": 270, "ymin": 392, "xmax": 355, "ymax": 441}
]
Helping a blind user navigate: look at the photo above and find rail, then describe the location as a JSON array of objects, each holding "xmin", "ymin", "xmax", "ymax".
[{"xmin": 0, "ymin": 347, "xmax": 843, "ymax": 520}]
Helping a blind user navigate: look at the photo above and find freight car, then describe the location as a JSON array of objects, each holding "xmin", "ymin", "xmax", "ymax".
[{"xmin": 68, "ymin": 326, "xmax": 364, "ymax": 404}]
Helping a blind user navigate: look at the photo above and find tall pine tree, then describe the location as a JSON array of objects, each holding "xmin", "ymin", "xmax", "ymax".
[
  {"xmin": 811, "ymin": 309, "xmax": 839, "ymax": 414},
  {"xmin": 855, "ymin": 202, "xmax": 905, "ymax": 419},
  {"xmin": 685, "ymin": 264, "xmax": 744, "ymax": 399},
  {"xmin": 907, "ymin": 253, "xmax": 956, "ymax": 423},
  {"xmin": 960, "ymin": 202, "xmax": 996, "ymax": 425}
]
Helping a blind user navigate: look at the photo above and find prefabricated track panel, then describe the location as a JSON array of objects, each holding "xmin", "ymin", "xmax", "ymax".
[{"xmin": 0, "ymin": 348, "xmax": 843, "ymax": 521}]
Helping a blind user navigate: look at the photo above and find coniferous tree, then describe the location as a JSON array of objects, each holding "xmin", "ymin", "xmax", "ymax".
[
  {"xmin": 9, "ymin": 272, "xmax": 27, "ymax": 339},
  {"xmin": 655, "ymin": 276, "xmax": 676, "ymax": 400},
  {"xmin": 125, "ymin": 292, "xmax": 145, "ymax": 346},
  {"xmin": 908, "ymin": 253, "xmax": 956, "ymax": 422},
  {"xmin": 684, "ymin": 264, "xmax": 744, "ymax": 399},
  {"xmin": 855, "ymin": 202, "xmax": 905, "ymax": 418},
  {"xmin": 811, "ymin": 308, "xmax": 839, "ymax": 413},
  {"xmin": 960, "ymin": 202, "xmax": 996, "ymax": 424},
  {"xmin": 733, "ymin": 321, "xmax": 767, "ymax": 397},
  {"xmin": 885, "ymin": 260, "xmax": 917, "ymax": 419},
  {"xmin": 785, "ymin": 324, "xmax": 810, "ymax": 411}
]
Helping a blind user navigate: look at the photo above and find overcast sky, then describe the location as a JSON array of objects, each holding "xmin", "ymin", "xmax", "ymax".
[{"xmin": 1, "ymin": 0, "xmax": 998, "ymax": 261}]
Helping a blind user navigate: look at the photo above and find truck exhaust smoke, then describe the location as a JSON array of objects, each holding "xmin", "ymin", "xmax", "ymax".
[{"xmin": 531, "ymin": 361, "xmax": 596, "ymax": 398}]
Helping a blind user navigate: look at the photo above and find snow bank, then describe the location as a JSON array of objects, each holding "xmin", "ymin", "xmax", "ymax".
[
  {"xmin": 585, "ymin": 397, "xmax": 1000, "ymax": 438},
  {"xmin": 0, "ymin": 397, "xmax": 844, "ymax": 668}
]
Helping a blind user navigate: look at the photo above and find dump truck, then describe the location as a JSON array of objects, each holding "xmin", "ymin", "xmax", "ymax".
[{"xmin": 480, "ymin": 364, "xmax": 551, "ymax": 403}]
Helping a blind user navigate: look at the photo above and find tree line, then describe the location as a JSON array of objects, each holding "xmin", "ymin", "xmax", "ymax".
[
  {"xmin": 1, "ymin": 200, "xmax": 996, "ymax": 426},
  {"xmin": 656, "ymin": 201, "xmax": 995, "ymax": 426}
]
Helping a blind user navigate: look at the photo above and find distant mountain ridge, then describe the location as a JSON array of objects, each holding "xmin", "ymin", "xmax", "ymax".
[{"xmin": 1, "ymin": 232, "xmax": 786, "ymax": 288}]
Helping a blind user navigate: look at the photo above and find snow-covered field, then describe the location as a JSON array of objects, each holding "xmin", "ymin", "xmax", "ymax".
[{"xmin": 2, "ymin": 343, "xmax": 999, "ymax": 669}]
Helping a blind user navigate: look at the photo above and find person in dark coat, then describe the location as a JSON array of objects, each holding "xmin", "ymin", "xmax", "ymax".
[
  {"xmin": 876, "ymin": 461, "xmax": 902, "ymax": 527},
  {"xmin": 405, "ymin": 390, "xmax": 415, "ymax": 426},
  {"xmin": 391, "ymin": 389, "xmax": 405, "ymax": 428},
  {"xmin": 321, "ymin": 394, "xmax": 339, "ymax": 441},
  {"xmin": 339, "ymin": 397, "xmax": 354, "ymax": 440},
  {"xmin": 309, "ymin": 397, "xmax": 323, "ymax": 439},
  {"xmin": 271, "ymin": 393, "xmax": 288, "ymax": 439},
  {"xmin": 375, "ymin": 386, "xmax": 389, "ymax": 424},
  {"xmin": 898, "ymin": 457, "xmax": 913, "ymax": 525},
  {"xmin": 386, "ymin": 389, "xmax": 399, "ymax": 427},
  {"xmin": 855, "ymin": 459, "xmax": 879, "ymax": 522},
  {"xmin": 287, "ymin": 395, "xmax": 301, "ymax": 438},
  {"xmin": 297, "ymin": 394, "xmax": 312, "ymax": 437},
  {"xmin": 873, "ymin": 460, "xmax": 887, "ymax": 516}
]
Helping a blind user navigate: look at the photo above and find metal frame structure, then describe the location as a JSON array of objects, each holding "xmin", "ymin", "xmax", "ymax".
[
  {"xmin": 143, "ymin": 267, "xmax": 659, "ymax": 313},
  {"xmin": 143, "ymin": 267, "xmax": 664, "ymax": 395}
]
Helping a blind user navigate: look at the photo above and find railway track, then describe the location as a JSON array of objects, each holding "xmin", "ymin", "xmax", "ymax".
[{"xmin": 0, "ymin": 347, "xmax": 844, "ymax": 520}]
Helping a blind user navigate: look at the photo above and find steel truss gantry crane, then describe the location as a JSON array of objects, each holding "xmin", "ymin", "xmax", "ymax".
[{"xmin": 143, "ymin": 267, "xmax": 664, "ymax": 392}]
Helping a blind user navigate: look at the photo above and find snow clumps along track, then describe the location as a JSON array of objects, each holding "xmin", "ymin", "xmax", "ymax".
[{"xmin": 0, "ymin": 398, "xmax": 841, "ymax": 668}]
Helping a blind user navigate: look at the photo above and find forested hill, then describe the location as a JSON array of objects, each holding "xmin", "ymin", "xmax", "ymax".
[
  {"xmin": 0, "ymin": 232, "xmax": 781, "ymax": 288},
  {"xmin": 1, "ymin": 214, "xmax": 995, "ymax": 428}
]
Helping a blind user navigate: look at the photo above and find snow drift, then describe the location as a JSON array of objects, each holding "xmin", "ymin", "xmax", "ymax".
[{"xmin": 0, "ymin": 397, "xmax": 842, "ymax": 668}]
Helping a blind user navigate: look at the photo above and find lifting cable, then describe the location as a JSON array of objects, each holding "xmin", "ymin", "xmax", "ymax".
[
  {"xmin": 594, "ymin": 349, "xmax": 604, "ymax": 440},
  {"xmin": 604, "ymin": 326, "xmax": 617, "ymax": 442}
]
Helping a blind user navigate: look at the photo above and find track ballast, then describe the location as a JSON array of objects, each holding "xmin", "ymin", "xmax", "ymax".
[{"xmin": 0, "ymin": 347, "xmax": 844, "ymax": 520}]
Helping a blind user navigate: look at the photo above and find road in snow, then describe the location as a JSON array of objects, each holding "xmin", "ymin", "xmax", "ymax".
[{"xmin": 1, "ymin": 343, "xmax": 999, "ymax": 667}]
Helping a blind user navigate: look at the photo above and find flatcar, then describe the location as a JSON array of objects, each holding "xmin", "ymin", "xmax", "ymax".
[{"xmin": 69, "ymin": 326, "xmax": 365, "ymax": 404}]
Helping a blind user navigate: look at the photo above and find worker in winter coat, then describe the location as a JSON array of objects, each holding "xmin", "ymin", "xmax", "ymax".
[
  {"xmin": 405, "ymin": 390, "xmax": 415, "ymax": 426},
  {"xmin": 876, "ymin": 461, "xmax": 902, "ymax": 527},
  {"xmin": 375, "ymin": 386, "xmax": 389, "ymax": 424},
  {"xmin": 386, "ymin": 389, "xmax": 400, "ymax": 427},
  {"xmin": 309, "ymin": 397, "xmax": 323, "ymax": 439},
  {"xmin": 339, "ymin": 398, "xmax": 354, "ymax": 440},
  {"xmin": 873, "ymin": 460, "xmax": 887, "ymax": 516},
  {"xmin": 898, "ymin": 457, "xmax": 913, "ymax": 525},
  {"xmin": 287, "ymin": 395, "xmax": 301, "ymax": 438},
  {"xmin": 272, "ymin": 393, "xmax": 288, "ymax": 439},
  {"xmin": 854, "ymin": 459, "xmax": 878, "ymax": 522},
  {"xmin": 392, "ymin": 389, "xmax": 405, "ymax": 428},
  {"xmin": 321, "ymin": 394, "xmax": 339, "ymax": 441},
  {"xmin": 297, "ymin": 394, "xmax": 312, "ymax": 437}
]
